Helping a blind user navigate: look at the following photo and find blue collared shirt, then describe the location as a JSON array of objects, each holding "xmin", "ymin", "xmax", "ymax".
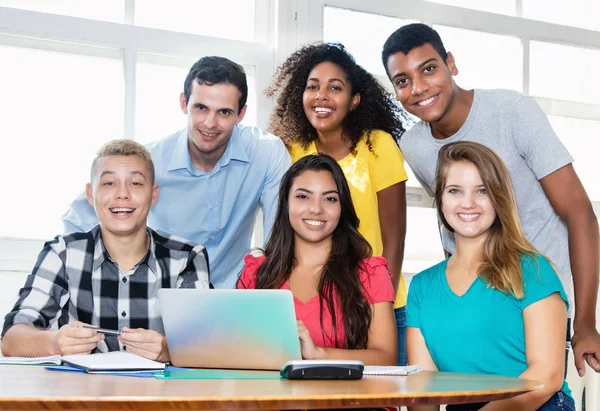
[{"xmin": 62, "ymin": 125, "xmax": 291, "ymax": 289}]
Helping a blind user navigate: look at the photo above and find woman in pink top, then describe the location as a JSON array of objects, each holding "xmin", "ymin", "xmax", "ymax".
[{"xmin": 237, "ymin": 154, "xmax": 397, "ymax": 364}]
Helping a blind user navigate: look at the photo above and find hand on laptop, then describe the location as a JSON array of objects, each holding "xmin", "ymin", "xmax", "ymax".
[
  {"xmin": 56, "ymin": 321, "xmax": 105, "ymax": 355},
  {"xmin": 118, "ymin": 328, "xmax": 169, "ymax": 362},
  {"xmin": 297, "ymin": 321, "xmax": 324, "ymax": 360}
]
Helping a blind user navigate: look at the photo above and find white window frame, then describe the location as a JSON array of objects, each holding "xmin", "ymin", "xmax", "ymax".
[
  {"xmin": 0, "ymin": 1, "xmax": 276, "ymax": 271},
  {"xmin": 2, "ymin": 0, "xmax": 600, "ymax": 274}
]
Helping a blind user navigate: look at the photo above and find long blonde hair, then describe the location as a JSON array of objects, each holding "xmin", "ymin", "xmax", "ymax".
[{"xmin": 434, "ymin": 141, "xmax": 539, "ymax": 299}]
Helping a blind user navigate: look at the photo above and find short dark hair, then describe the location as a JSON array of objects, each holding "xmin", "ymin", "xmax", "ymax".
[
  {"xmin": 183, "ymin": 56, "xmax": 248, "ymax": 113},
  {"xmin": 382, "ymin": 23, "xmax": 448, "ymax": 76}
]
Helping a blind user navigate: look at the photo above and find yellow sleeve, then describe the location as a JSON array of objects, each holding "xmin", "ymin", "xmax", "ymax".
[
  {"xmin": 288, "ymin": 142, "xmax": 316, "ymax": 163},
  {"xmin": 370, "ymin": 130, "xmax": 408, "ymax": 192}
]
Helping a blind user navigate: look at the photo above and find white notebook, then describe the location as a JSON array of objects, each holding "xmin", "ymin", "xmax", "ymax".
[
  {"xmin": 61, "ymin": 351, "xmax": 165, "ymax": 373},
  {"xmin": 363, "ymin": 365, "xmax": 422, "ymax": 375},
  {"xmin": 0, "ymin": 354, "xmax": 62, "ymax": 365}
]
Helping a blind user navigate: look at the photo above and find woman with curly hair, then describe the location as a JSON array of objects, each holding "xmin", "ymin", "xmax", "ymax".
[{"xmin": 266, "ymin": 42, "xmax": 409, "ymax": 365}]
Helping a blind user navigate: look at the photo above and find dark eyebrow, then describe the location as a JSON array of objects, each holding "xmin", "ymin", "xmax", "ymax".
[
  {"xmin": 295, "ymin": 188, "xmax": 313, "ymax": 194},
  {"xmin": 392, "ymin": 57, "xmax": 439, "ymax": 80},
  {"xmin": 418, "ymin": 58, "xmax": 438, "ymax": 69},
  {"xmin": 307, "ymin": 77, "xmax": 346, "ymax": 86},
  {"xmin": 194, "ymin": 103, "xmax": 234, "ymax": 112},
  {"xmin": 295, "ymin": 188, "xmax": 339, "ymax": 196},
  {"xmin": 327, "ymin": 78, "xmax": 345, "ymax": 85}
]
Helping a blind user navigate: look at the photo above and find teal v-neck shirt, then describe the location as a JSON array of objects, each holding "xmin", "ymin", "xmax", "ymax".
[{"xmin": 406, "ymin": 254, "xmax": 571, "ymax": 397}]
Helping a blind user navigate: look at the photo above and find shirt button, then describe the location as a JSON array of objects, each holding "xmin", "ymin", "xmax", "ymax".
[
  {"xmin": 122, "ymin": 277, "xmax": 127, "ymax": 283},
  {"xmin": 210, "ymin": 206, "xmax": 216, "ymax": 210},
  {"xmin": 121, "ymin": 311, "xmax": 127, "ymax": 317}
]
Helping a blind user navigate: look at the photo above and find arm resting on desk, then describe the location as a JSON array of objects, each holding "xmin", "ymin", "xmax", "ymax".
[
  {"xmin": 407, "ymin": 326, "xmax": 439, "ymax": 411},
  {"xmin": 2, "ymin": 323, "xmax": 103, "ymax": 357},
  {"xmin": 480, "ymin": 293, "xmax": 567, "ymax": 411},
  {"xmin": 298, "ymin": 302, "xmax": 397, "ymax": 365}
]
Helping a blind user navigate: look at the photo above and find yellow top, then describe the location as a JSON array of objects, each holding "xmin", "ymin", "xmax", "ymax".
[{"xmin": 289, "ymin": 130, "xmax": 409, "ymax": 308}]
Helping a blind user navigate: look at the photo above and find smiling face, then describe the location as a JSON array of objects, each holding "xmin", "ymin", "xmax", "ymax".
[
  {"xmin": 302, "ymin": 61, "xmax": 360, "ymax": 136},
  {"xmin": 441, "ymin": 161, "xmax": 497, "ymax": 242},
  {"xmin": 386, "ymin": 43, "xmax": 458, "ymax": 124},
  {"xmin": 86, "ymin": 155, "xmax": 158, "ymax": 239},
  {"xmin": 288, "ymin": 169, "xmax": 341, "ymax": 247},
  {"xmin": 180, "ymin": 82, "xmax": 247, "ymax": 167}
]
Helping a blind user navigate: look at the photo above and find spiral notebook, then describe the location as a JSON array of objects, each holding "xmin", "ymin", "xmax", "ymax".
[
  {"xmin": 0, "ymin": 354, "xmax": 62, "ymax": 365},
  {"xmin": 363, "ymin": 365, "xmax": 422, "ymax": 375}
]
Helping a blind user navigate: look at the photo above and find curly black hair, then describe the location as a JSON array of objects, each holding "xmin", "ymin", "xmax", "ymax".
[{"xmin": 266, "ymin": 42, "xmax": 407, "ymax": 154}]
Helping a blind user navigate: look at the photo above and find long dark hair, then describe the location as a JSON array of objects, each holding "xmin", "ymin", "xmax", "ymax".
[
  {"xmin": 266, "ymin": 43, "xmax": 407, "ymax": 154},
  {"xmin": 240, "ymin": 154, "xmax": 373, "ymax": 348}
]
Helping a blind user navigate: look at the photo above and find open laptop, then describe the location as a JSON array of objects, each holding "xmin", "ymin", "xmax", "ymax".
[{"xmin": 158, "ymin": 289, "xmax": 302, "ymax": 370}]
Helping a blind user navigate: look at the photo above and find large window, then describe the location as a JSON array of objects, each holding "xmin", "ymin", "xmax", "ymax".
[
  {"xmin": 530, "ymin": 42, "xmax": 600, "ymax": 105},
  {"xmin": 323, "ymin": 7, "xmax": 415, "ymax": 76},
  {"xmin": 0, "ymin": 40, "xmax": 124, "ymax": 239},
  {"xmin": 0, "ymin": 0, "xmax": 125, "ymax": 22},
  {"xmin": 0, "ymin": 2, "xmax": 271, "ymax": 244},
  {"xmin": 1, "ymin": 0, "xmax": 600, "ymax": 277},
  {"xmin": 134, "ymin": 0, "xmax": 256, "ymax": 41},
  {"xmin": 433, "ymin": 26, "xmax": 522, "ymax": 92}
]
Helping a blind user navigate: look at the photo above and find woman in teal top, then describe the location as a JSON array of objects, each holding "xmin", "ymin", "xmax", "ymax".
[{"xmin": 406, "ymin": 142, "xmax": 573, "ymax": 411}]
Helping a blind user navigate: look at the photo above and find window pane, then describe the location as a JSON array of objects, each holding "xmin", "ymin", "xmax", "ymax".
[
  {"xmin": 530, "ymin": 42, "xmax": 600, "ymax": 105},
  {"xmin": 434, "ymin": 26, "xmax": 522, "ymax": 92},
  {"xmin": 135, "ymin": 0, "xmax": 255, "ymax": 42},
  {"xmin": 0, "ymin": 45, "xmax": 124, "ymax": 239},
  {"xmin": 523, "ymin": 0, "xmax": 600, "ymax": 31},
  {"xmin": 547, "ymin": 116, "xmax": 600, "ymax": 201},
  {"xmin": 135, "ymin": 54, "xmax": 257, "ymax": 144},
  {"xmin": 405, "ymin": 207, "xmax": 445, "ymax": 278},
  {"xmin": 425, "ymin": 0, "xmax": 516, "ymax": 15},
  {"xmin": 323, "ymin": 6, "xmax": 416, "ymax": 76},
  {"xmin": 0, "ymin": 0, "xmax": 124, "ymax": 23}
]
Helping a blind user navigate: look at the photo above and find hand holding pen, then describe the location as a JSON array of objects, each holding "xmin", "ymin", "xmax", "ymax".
[{"xmin": 55, "ymin": 321, "xmax": 105, "ymax": 356}]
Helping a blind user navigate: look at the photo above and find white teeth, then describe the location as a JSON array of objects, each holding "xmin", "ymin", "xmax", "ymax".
[
  {"xmin": 200, "ymin": 130, "xmax": 218, "ymax": 136},
  {"xmin": 417, "ymin": 95, "xmax": 437, "ymax": 106},
  {"xmin": 313, "ymin": 107, "xmax": 334, "ymax": 113},
  {"xmin": 459, "ymin": 213, "xmax": 479, "ymax": 220},
  {"xmin": 304, "ymin": 220, "xmax": 325, "ymax": 226},
  {"xmin": 110, "ymin": 208, "xmax": 134, "ymax": 213}
]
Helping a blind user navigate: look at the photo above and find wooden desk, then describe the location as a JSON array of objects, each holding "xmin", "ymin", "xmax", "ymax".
[{"xmin": 0, "ymin": 365, "xmax": 541, "ymax": 410}]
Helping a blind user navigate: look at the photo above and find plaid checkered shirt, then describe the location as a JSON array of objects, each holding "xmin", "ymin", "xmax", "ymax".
[{"xmin": 2, "ymin": 225, "xmax": 210, "ymax": 352}]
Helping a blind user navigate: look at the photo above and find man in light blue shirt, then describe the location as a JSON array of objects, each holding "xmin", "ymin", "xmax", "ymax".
[{"xmin": 63, "ymin": 56, "xmax": 291, "ymax": 289}]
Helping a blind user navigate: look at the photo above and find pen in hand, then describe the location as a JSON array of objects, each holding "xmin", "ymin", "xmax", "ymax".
[{"xmin": 79, "ymin": 325, "xmax": 123, "ymax": 336}]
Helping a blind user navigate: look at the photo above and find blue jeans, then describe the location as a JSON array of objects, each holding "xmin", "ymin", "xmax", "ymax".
[
  {"xmin": 445, "ymin": 391, "xmax": 575, "ymax": 411},
  {"xmin": 394, "ymin": 306, "xmax": 407, "ymax": 366}
]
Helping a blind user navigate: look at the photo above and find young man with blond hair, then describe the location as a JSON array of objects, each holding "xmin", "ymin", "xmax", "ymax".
[{"xmin": 2, "ymin": 140, "xmax": 210, "ymax": 362}]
